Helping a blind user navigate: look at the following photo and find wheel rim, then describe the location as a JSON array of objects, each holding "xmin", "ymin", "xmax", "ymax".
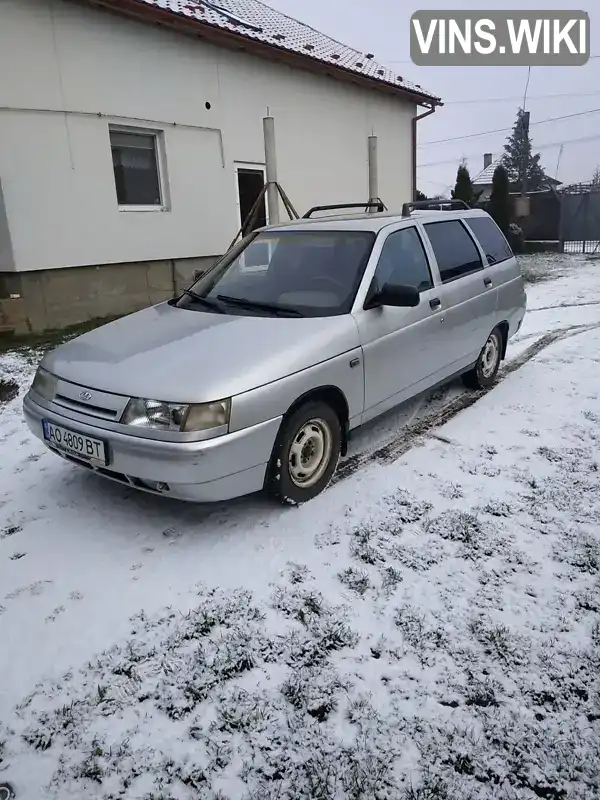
[
  {"xmin": 481, "ymin": 333, "xmax": 500, "ymax": 378},
  {"xmin": 288, "ymin": 418, "xmax": 333, "ymax": 489}
]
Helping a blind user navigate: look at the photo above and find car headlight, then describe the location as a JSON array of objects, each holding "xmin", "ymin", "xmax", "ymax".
[
  {"xmin": 31, "ymin": 367, "xmax": 57, "ymax": 401},
  {"xmin": 121, "ymin": 397, "xmax": 231, "ymax": 433}
]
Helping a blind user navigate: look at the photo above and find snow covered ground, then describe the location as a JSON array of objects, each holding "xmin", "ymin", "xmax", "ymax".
[{"xmin": 0, "ymin": 253, "xmax": 599, "ymax": 799}]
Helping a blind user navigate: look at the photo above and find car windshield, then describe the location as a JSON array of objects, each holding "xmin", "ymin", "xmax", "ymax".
[{"xmin": 176, "ymin": 229, "xmax": 376, "ymax": 317}]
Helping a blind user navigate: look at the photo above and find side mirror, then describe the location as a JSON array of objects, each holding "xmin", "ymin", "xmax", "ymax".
[{"xmin": 364, "ymin": 283, "xmax": 420, "ymax": 310}]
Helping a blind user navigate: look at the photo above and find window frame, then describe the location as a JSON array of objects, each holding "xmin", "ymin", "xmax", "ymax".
[
  {"xmin": 463, "ymin": 214, "xmax": 514, "ymax": 266},
  {"xmin": 422, "ymin": 218, "xmax": 484, "ymax": 285},
  {"xmin": 109, "ymin": 125, "xmax": 169, "ymax": 213},
  {"xmin": 372, "ymin": 224, "xmax": 435, "ymax": 295}
]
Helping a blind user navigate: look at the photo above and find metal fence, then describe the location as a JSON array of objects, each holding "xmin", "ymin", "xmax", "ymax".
[{"xmin": 559, "ymin": 184, "xmax": 600, "ymax": 254}]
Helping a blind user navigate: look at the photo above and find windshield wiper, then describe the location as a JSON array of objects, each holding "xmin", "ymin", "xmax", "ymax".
[
  {"xmin": 216, "ymin": 294, "xmax": 304, "ymax": 317},
  {"xmin": 181, "ymin": 289, "xmax": 225, "ymax": 313}
]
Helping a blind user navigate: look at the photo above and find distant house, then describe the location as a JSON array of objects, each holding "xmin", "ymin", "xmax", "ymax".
[
  {"xmin": 0, "ymin": 0, "xmax": 441, "ymax": 334},
  {"xmin": 473, "ymin": 153, "xmax": 562, "ymax": 200}
]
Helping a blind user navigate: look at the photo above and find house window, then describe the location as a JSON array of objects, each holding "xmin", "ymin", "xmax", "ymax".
[{"xmin": 110, "ymin": 129, "xmax": 163, "ymax": 208}]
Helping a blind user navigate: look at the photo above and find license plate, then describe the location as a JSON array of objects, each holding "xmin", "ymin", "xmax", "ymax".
[{"xmin": 42, "ymin": 420, "xmax": 108, "ymax": 466}]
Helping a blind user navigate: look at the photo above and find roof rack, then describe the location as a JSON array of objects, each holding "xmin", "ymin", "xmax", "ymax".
[
  {"xmin": 303, "ymin": 201, "xmax": 385, "ymax": 219},
  {"xmin": 401, "ymin": 199, "xmax": 470, "ymax": 217}
]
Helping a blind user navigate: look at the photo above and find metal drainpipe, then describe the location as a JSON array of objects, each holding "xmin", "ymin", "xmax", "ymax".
[{"xmin": 412, "ymin": 104, "xmax": 436, "ymax": 201}]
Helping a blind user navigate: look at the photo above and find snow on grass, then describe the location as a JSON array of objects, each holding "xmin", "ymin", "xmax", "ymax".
[{"xmin": 1, "ymin": 255, "xmax": 600, "ymax": 799}]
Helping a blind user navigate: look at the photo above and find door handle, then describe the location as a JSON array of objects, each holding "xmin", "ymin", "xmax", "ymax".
[
  {"xmin": 429, "ymin": 297, "xmax": 441, "ymax": 310},
  {"xmin": 484, "ymin": 277, "xmax": 493, "ymax": 288}
]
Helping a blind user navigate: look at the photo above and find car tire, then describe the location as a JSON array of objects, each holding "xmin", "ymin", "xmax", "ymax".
[
  {"xmin": 266, "ymin": 401, "xmax": 342, "ymax": 505},
  {"xmin": 462, "ymin": 327, "xmax": 503, "ymax": 390}
]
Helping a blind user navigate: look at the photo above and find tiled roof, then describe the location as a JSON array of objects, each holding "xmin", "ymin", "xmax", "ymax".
[
  {"xmin": 473, "ymin": 159, "xmax": 561, "ymax": 186},
  {"xmin": 130, "ymin": 0, "xmax": 440, "ymax": 103},
  {"xmin": 472, "ymin": 160, "xmax": 500, "ymax": 185}
]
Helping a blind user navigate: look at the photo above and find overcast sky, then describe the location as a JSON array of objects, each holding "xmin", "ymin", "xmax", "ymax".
[{"xmin": 267, "ymin": 0, "xmax": 600, "ymax": 195}]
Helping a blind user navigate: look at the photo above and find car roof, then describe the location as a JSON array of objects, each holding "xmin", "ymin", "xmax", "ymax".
[{"xmin": 261, "ymin": 207, "xmax": 492, "ymax": 234}]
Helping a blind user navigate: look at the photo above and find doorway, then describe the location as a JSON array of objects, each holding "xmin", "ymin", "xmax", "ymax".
[{"xmin": 235, "ymin": 165, "xmax": 268, "ymax": 235}]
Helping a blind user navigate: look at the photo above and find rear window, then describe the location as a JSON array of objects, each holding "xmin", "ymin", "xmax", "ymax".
[
  {"xmin": 466, "ymin": 216, "xmax": 513, "ymax": 265},
  {"xmin": 423, "ymin": 220, "xmax": 483, "ymax": 284}
]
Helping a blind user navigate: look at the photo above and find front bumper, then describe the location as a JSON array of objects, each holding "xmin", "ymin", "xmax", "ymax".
[{"xmin": 23, "ymin": 393, "xmax": 281, "ymax": 503}]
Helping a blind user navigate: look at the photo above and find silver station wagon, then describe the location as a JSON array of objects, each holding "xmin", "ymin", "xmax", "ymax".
[{"xmin": 24, "ymin": 201, "xmax": 526, "ymax": 505}]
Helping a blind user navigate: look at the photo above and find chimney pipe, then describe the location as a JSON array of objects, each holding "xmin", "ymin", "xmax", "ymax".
[
  {"xmin": 367, "ymin": 135, "xmax": 378, "ymax": 209},
  {"xmin": 263, "ymin": 115, "xmax": 280, "ymax": 225},
  {"xmin": 484, "ymin": 153, "xmax": 492, "ymax": 169}
]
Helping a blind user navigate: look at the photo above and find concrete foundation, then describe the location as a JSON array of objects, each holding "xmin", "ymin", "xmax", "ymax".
[{"xmin": 0, "ymin": 256, "xmax": 219, "ymax": 334}]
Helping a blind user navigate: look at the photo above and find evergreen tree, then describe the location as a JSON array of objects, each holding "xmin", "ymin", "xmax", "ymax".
[
  {"xmin": 451, "ymin": 162, "xmax": 475, "ymax": 206},
  {"xmin": 500, "ymin": 108, "xmax": 548, "ymax": 192},
  {"xmin": 416, "ymin": 190, "xmax": 428, "ymax": 200},
  {"xmin": 488, "ymin": 165, "xmax": 511, "ymax": 235}
]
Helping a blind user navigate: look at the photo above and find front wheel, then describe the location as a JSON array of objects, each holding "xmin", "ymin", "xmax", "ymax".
[
  {"xmin": 462, "ymin": 327, "xmax": 503, "ymax": 390},
  {"xmin": 266, "ymin": 401, "xmax": 342, "ymax": 505}
]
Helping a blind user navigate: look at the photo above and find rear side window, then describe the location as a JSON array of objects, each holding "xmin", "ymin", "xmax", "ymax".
[
  {"xmin": 424, "ymin": 220, "xmax": 483, "ymax": 283},
  {"xmin": 374, "ymin": 226, "xmax": 433, "ymax": 292},
  {"xmin": 466, "ymin": 216, "xmax": 513, "ymax": 265}
]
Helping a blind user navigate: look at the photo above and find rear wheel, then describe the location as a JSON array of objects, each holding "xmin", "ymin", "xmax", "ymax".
[
  {"xmin": 462, "ymin": 327, "xmax": 503, "ymax": 390},
  {"xmin": 266, "ymin": 401, "xmax": 342, "ymax": 505}
]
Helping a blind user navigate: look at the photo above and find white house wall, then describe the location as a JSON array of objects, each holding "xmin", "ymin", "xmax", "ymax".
[{"xmin": 0, "ymin": 0, "xmax": 415, "ymax": 273}]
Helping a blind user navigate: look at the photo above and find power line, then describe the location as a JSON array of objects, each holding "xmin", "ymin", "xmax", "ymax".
[
  {"xmin": 417, "ymin": 131, "xmax": 600, "ymax": 168},
  {"xmin": 383, "ymin": 54, "xmax": 600, "ymax": 65},
  {"xmin": 522, "ymin": 66, "xmax": 532, "ymax": 111},
  {"xmin": 418, "ymin": 107, "xmax": 600, "ymax": 146},
  {"xmin": 443, "ymin": 90, "xmax": 600, "ymax": 105}
]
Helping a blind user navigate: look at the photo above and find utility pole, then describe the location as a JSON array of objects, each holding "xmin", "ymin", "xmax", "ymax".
[{"xmin": 521, "ymin": 110, "xmax": 530, "ymax": 198}]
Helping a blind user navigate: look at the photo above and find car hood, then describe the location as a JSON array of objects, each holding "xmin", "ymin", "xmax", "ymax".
[{"xmin": 41, "ymin": 303, "xmax": 360, "ymax": 402}]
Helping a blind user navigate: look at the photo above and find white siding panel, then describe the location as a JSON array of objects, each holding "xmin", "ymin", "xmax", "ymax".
[{"xmin": 0, "ymin": 0, "xmax": 415, "ymax": 272}]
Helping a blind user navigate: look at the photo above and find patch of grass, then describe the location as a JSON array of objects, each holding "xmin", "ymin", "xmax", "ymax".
[
  {"xmin": 576, "ymin": 580, "xmax": 600, "ymax": 613},
  {"xmin": 287, "ymin": 562, "xmax": 310, "ymax": 584},
  {"xmin": 0, "ymin": 524, "xmax": 21, "ymax": 540},
  {"xmin": 282, "ymin": 610, "xmax": 359, "ymax": 668},
  {"xmin": 349, "ymin": 525, "xmax": 386, "ymax": 565},
  {"xmin": 0, "ymin": 379, "xmax": 18, "ymax": 404},
  {"xmin": 469, "ymin": 615, "xmax": 530, "ymax": 668},
  {"xmin": 214, "ymin": 686, "xmax": 274, "ymax": 734},
  {"xmin": 425, "ymin": 510, "xmax": 495, "ymax": 559},
  {"xmin": 380, "ymin": 565, "xmax": 404, "ymax": 595},
  {"xmin": 383, "ymin": 490, "xmax": 433, "ymax": 526},
  {"xmin": 394, "ymin": 605, "xmax": 447, "ymax": 666},
  {"xmin": 481, "ymin": 500, "xmax": 513, "ymax": 518},
  {"xmin": 338, "ymin": 566, "xmax": 371, "ymax": 596},
  {"xmin": 405, "ymin": 773, "xmax": 451, "ymax": 799},
  {"xmin": 559, "ymin": 531, "xmax": 600, "ymax": 575},
  {"xmin": 281, "ymin": 666, "xmax": 345, "ymax": 721},
  {"xmin": 0, "ymin": 315, "xmax": 121, "ymax": 356},
  {"xmin": 464, "ymin": 673, "xmax": 501, "ymax": 708},
  {"xmin": 271, "ymin": 586, "xmax": 325, "ymax": 624}
]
